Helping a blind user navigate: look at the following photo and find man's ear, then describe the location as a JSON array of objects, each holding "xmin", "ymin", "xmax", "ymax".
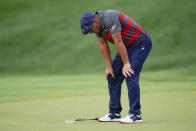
[
  {"xmin": 94, "ymin": 18, "xmax": 97, "ymax": 22},
  {"xmin": 95, "ymin": 16, "xmax": 99, "ymax": 22}
]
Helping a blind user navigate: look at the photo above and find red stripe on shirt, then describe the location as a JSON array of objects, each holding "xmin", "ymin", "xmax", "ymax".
[
  {"xmin": 121, "ymin": 17, "xmax": 133, "ymax": 40},
  {"xmin": 125, "ymin": 23, "xmax": 141, "ymax": 46},
  {"xmin": 103, "ymin": 33, "xmax": 112, "ymax": 40},
  {"xmin": 119, "ymin": 12, "xmax": 125, "ymax": 25}
]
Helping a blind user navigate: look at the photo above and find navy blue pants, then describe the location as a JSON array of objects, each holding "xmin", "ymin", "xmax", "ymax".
[{"xmin": 108, "ymin": 34, "xmax": 152, "ymax": 115}]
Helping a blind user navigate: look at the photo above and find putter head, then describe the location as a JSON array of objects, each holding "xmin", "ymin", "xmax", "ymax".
[{"xmin": 65, "ymin": 120, "xmax": 75, "ymax": 124}]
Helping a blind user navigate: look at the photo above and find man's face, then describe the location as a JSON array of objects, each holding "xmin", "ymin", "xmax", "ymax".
[{"xmin": 90, "ymin": 18, "xmax": 100, "ymax": 34}]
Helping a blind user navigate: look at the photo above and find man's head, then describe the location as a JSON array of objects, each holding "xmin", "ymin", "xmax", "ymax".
[{"xmin": 80, "ymin": 12, "xmax": 101, "ymax": 35}]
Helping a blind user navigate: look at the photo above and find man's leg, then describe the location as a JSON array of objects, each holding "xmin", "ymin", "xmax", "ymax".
[
  {"xmin": 120, "ymin": 35, "xmax": 152, "ymax": 123},
  {"xmin": 98, "ymin": 53, "xmax": 124, "ymax": 122},
  {"xmin": 125, "ymin": 34, "xmax": 152, "ymax": 115},
  {"xmin": 108, "ymin": 53, "xmax": 124, "ymax": 114},
  {"xmin": 125, "ymin": 73, "xmax": 141, "ymax": 115}
]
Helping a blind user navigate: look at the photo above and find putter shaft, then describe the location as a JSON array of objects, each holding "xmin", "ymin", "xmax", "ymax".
[{"xmin": 75, "ymin": 118, "xmax": 98, "ymax": 121}]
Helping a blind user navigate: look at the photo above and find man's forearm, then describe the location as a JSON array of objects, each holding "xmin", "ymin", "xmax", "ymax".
[
  {"xmin": 112, "ymin": 31, "xmax": 130, "ymax": 65},
  {"xmin": 98, "ymin": 41, "xmax": 112, "ymax": 68},
  {"xmin": 114, "ymin": 40, "xmax": 130, "ymax": 64}
]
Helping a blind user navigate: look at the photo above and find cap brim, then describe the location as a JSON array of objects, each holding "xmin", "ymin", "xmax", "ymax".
[{"xmin": 81, "ymin": 22, "xmax": 93, "ymax": 35}]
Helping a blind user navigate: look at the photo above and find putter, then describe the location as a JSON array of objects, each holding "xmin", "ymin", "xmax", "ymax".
[{"xmin": 65, "ymin": 117, "xmax": 99, "ymax": 124}]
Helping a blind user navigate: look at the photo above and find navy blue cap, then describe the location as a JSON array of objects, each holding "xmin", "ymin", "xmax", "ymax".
[{"xmin": 80, "ymin": 12, "xmax": 95, "ymax": 35}]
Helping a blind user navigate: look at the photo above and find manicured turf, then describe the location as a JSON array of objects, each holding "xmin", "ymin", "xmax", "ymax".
[
  {"xmin": 0, "ymin": 0, "xmax": 196, "ymax": 130},
  {"xmin": 0, "ymin": 71, "xmax": 195, "ymax": 131}
]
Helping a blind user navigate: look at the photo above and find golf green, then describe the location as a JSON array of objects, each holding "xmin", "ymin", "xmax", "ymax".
[{"xmin": 0, "ymin": 71, "xmax": 195, "ymax": 131}]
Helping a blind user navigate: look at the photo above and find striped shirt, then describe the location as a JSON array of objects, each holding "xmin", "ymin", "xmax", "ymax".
[{"xmin": 96, "ymin": 10, "xmax": 147, "ymax": 47}]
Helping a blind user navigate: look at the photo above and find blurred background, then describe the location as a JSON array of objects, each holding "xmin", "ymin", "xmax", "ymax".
[
  {"xmin": 0, "ymin": 0, "xmax": 195, "ymax": 75},
  {"xmin": 0, "ymin": 0, "xmax": 196, "ymax": 131}
]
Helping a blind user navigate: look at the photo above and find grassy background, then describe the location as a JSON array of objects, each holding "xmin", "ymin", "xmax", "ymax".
[
  {"xmin": 0, "ymin": 0, "xmax": 196, "ymax": 130},
  {"xmin": 0, "ymin": 0, "xmax": 195, "ymax": 74}
]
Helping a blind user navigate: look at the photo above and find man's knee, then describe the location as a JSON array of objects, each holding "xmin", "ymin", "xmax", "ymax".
[{"xmin": 125, "ymin": 75, "xmax": 139, "ymax": 90}]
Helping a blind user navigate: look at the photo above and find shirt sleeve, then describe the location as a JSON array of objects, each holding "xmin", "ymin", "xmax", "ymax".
[{"xmin": 103, "ymin": 13, "xmax": 121, "ymax": 35}]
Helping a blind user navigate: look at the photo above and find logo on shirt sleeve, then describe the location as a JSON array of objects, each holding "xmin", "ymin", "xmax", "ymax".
[{"xmin": 109, "ymin": 25, "xmax": 116, "ymax": 32}]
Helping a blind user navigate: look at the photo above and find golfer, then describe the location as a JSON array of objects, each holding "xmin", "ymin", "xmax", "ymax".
[{"xmin": 80, "ymin": 10, "xmax": 152, "ymax": 123}]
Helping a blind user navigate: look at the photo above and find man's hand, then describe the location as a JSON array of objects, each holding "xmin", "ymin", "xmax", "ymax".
[
  {"xmin": 105, "ymin": 67, "xmax": 115, "ymax": 80},
  {"xmin": 122, "ymin": 63, "xmax": 134, "ymax": 78}
]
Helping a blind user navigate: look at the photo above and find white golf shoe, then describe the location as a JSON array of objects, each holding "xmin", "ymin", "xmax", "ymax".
[
  {"xmin": 120, "ymin": 114, "xmax": 143, "ymax": 124},
  {"xmin": 98, "ymin": 113, "xmax": 121, "ymax": 122}
]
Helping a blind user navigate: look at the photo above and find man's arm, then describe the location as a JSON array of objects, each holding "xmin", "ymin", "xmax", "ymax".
[
  {"xmin": 112, "ymin": 31, "xmax": 134, "ymax": 77},
  {"xmin": 97, "ymin": 37, "xmax": 115, "ymax": 79}
]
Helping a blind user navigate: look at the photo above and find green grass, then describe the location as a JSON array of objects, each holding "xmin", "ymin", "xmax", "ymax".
[
  {"xmin": 0, "ymin": 0, "xmax": 196, "ymax": 74},
  {"xmin": 0, "ymin": 0, "xmax": 196, "ymax": 130},
  {"xmin": 0, "ymin": 72, "xmax": 196, "ymax": 131}
]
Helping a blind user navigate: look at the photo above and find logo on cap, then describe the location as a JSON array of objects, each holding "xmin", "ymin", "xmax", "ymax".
[{"xmin": 82, "ymin": 28, "xmax": 85, "ymax": 33}]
